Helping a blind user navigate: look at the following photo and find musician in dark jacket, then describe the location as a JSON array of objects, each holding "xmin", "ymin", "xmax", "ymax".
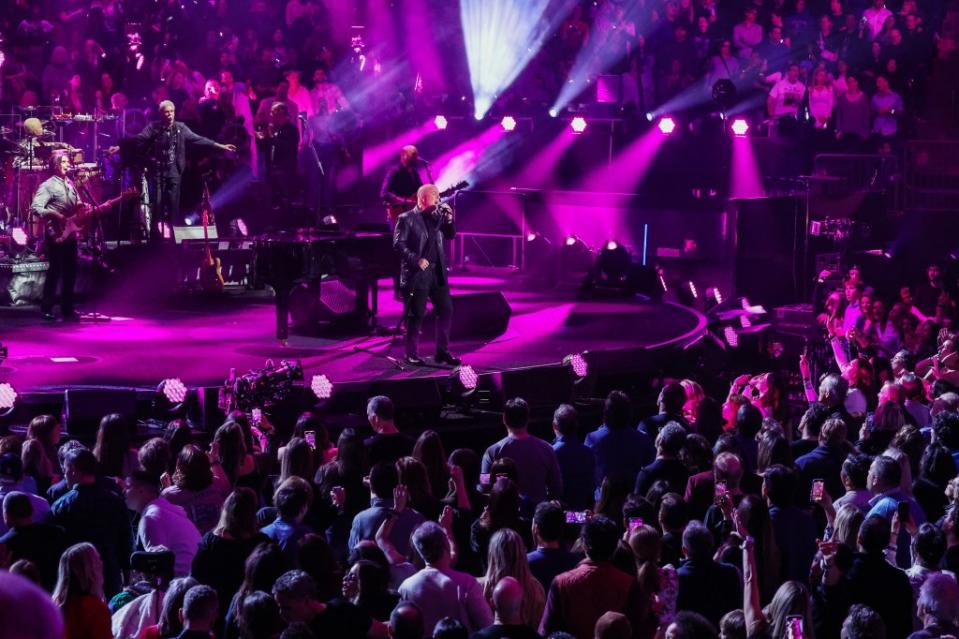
[
  {"xmin": 380, "ymin": 145, "xmax": 423, "ymax": 221},
  {"xmin": 393, "ymin": 184, "xmax": 459, "ymax": 366},
  {"xmin": 113, "ymin": 100, "xmax": 235, "ymax": 238},
  {"xmin": 31, "ymin": 152, "xmax": 84, "ymax": 321},
  {"xmin": 257, "ymin": 101, "xmax": 300, "ymax": 210}
]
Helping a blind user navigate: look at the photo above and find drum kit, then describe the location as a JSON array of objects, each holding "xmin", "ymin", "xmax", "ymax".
[{"xmin": 1, "ymin": 114, "xmax": 109, "ymax": 243}]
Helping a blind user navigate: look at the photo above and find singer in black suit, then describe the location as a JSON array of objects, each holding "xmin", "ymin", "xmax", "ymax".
[
  {"xmin": 393, "ymin": 184, "xmax": 460, "ymax": 366},
  {"xmin": 111, "ymin": 100, "xmax": 235, "ymax": 238}
]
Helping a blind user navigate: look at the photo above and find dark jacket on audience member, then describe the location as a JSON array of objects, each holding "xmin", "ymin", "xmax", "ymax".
[
  {"xmin": 552, "ymin": 435, "xmax": 596, "ymax": 511},
  {"xmin": 676, "ymin": 557, "xmax": 743, "ymax": 627},
  {"xmin": 795, "ymin": 445, "xmax": 847, "ymax": 503},
  {"xmin": 769, "ymin": 505, "xmax": 818, "ymax": 584},
  {"xmin": 51, "ymin": 482, "xmax": 133, "ymax": 597},
  {"xmin": 527, "ymin": 546, "xmax": 582, "ymax": 593},
  {"xmin": 818, "ymin": 552, "xmax": 913, "ymax": 639},
  {"xmin": 191, "ymin": 531, "xmax": 270, "ymax": 621},
  {"xmin": 634, "ymin": 457, "xmax": 690, "ymax": 497},
  {"xmin": 540, "ymin": 559, "xmax": 644, "ymax": 639},
  {"xmin": 0, "ymin": 521, "xmax": 68, "ymax": 591},
  {"xmin": 585, "ymin": 425, "xmax": 655, "ymax": 493}
]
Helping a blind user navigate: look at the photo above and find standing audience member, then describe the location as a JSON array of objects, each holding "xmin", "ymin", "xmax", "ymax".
[
  {"xmin": 473, "ymin": 576, "xmax": 543, "ymax": 639},
  {"xmin": 124, "ymin": 470, "xmax": 201, "ymax": 577},
  {"xmin": 365, "ymin": 396, "xmax": 413, "ymax": 466},
  {"xmin": 54, "ymin": 542, "xmax": 112, "ymax": 639},
  {"xmin": 586, "ymin": 392, "xmax": 655, "ymax": 495},
  {"xmin": 551, "ymin": 404, "xmax": 596, "ymax": 511},
  {"xmin": 527, "ymin": 501, "xmax": 581, "ymax": 592},
  {"xmin": 0, "ymin": 491, "xmax": 67, "ymax": 591}
]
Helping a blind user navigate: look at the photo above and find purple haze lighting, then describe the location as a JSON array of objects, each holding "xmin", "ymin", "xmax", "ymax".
[
  {"xmin": 657, "ymin": 117, "xmax": 677, "ymax": 135},
  {"xmin": 434, "ymin": 115, "xmax": 449, "ymax": 130},
  {"xmin": 564, "ymin": 353, "xmax": 589, "ymax": 378},
  {"xmin": 500, "ymin": 116, "xmax": 517, "ymax": 132},
  {"xmin": 570, "ymin": 116, "xmax": 587, "ymax": 134},
  {"xmin": 160, "ymin": 378, "xmax": 188, "ymax": 404},
  {"xmin": 730, "ymin": 130, "xmax": 764, "ymax": 199},
  {"xmin": 361, "ymin": 119, "xmax": 438, "ymax": 175},
  {"xmin": 456, "ymin": 365, "xmax": 478, "ymax": 390},
  {"xmin": 311, "ymin": 374, "xmax": 334, "ymax": 400},
  {"xmin": 731, "ymin": 118, "xmax": 750, "ymax": 136},
  {"xmin": 11, "ymin": 227, "xmax": 28, "ymax": 246},
  {"xmin": 433, "ymin": 124, "xmax": 505, "ymax": 186},
  {"xmin": 0, "ymin": 383, "xmax": 16, "ymax": 410}
]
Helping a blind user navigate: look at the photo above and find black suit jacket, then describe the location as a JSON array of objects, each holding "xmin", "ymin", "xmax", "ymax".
[
  {"xmin": 393, "ymin": 206, "xmax": 455, "ymax": 289},
  {"xmin": 0, "ymin": 522, "xmax": 68, "ymax": 591},
  {"xmin": 132, "ymin": 120, "xmax": 219, "ymax": 176}
]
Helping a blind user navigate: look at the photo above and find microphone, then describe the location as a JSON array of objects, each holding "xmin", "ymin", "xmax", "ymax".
[{"xmin": 417, "ymin": 157, "xmax": 431, "ymax": 165}]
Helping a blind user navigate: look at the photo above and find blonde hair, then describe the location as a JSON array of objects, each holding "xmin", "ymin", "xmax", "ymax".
[
  {"xmin": 53, "ymin": 543, "xmax": 104, "ymax": 607},
  {"xmin": 483, "ymin": 529, "xmax": 544, "ymax": 629}
]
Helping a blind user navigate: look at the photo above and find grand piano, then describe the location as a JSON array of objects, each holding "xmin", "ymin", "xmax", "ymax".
[{"xmin": 252, "ymin": 230, "xmax": 396, "ymax": 340}]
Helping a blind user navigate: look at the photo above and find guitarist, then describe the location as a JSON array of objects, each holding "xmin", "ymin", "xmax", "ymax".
[
  {"xmin": 31, "ymin": 152, "xmax": 84, "ymax": 322},
  {"xmin": 381, "ymin": 145, "xmax": 423, "ymax": 299}
]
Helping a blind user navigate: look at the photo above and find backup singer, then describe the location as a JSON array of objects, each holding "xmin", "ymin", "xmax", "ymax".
[
  {"xmin": 382, "ymin": 145, "xmax": 423, "ymax": 298},
  {"xmin": 110, "ymin": 100, "xmax": 236, "ymax": 238},
  {"xmin": 31, "ymin": 153, "xmax": 83, "ymax": 321},
  {"xmin": 393, "ymin": 184, "xmax": 460, "ymax": 367}
]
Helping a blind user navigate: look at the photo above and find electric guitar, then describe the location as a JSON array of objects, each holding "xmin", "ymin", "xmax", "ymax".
[
  {"xmin": 198, "ymin": 181, "xmax": 225, "ymax": 293},
  {"xmin": 386, "ymin": 180, "xmax": 469, "ymax": 223},
  {"xmin": 47, "ymin": 188, "xmax": 140, "ymax": 243}
]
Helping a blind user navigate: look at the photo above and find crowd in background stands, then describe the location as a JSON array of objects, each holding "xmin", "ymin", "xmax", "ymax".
[
  {"xmin": 1, "ymin": 0, "xmax": 957, "ymax": 160},
  {"xmin": 4, "ymin": 258, "xmax": 959, "ymax": 638}
]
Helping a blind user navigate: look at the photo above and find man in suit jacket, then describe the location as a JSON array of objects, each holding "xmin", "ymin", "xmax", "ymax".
[
  {"xmin": 114, "ymin": 100, "xmax": 235, "ymax": 239},
  {"xmin": 393, "ymin": 184, "xmax": 458, "ymax": 366}
]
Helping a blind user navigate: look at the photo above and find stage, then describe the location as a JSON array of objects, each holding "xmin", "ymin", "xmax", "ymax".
[{"xmin": 0, "ymin": 274, "xmax": 706, "ymax": 403}]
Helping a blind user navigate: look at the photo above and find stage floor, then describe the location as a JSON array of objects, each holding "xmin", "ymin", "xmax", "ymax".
[{"xmin": 0, "ymin": 275, "xmax": 706, "ymax": 395}]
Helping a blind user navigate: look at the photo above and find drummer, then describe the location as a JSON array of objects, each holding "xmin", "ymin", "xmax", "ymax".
[{"xmin": 14, "ymin": 118, "xmax": 72, "ymax": 169}]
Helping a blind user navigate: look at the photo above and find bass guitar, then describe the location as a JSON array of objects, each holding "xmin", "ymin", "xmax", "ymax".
[
  {"xmin": 386, "ymin": 180, "xmax": 469, "ymax": 223},
  {"xmin": 47, "ymin": 188, "xmax": 140, "ymax": 243}
]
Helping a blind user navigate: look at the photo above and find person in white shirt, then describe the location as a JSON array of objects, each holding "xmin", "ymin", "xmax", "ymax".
[
  {"xmin": 398, "ymin": 521, "xmax": 493, "ymax": 635},
  {"xmin": 124, "ymin": 470, "xmax": 201, "ymax": 577},
  {"xmin": 808, "ymin": 68, "xmax": 835, "ymax": 129},
  {"xmin": 767, "ymin": 63, "xmax": 807, "ymax": 118},
  {"xmin": 310, "ymin": 66, "xmax": 350, "ymax": 117},
  {"xmin": 863, "ymin": 0, "xmax": 893, "ymax": 40}
]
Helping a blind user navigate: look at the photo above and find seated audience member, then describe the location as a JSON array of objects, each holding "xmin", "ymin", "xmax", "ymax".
[
  {"xmin": 594, "ymin": 611, "xmax": 632, "ymax": 639},
  {"xmin": 795, "ymin": 417, "xmax": 848, "ymax": 502},
  {"xmin": 0, "ymin": 452, "xmax": 51, "ymax": 534},
  {"xmin": 138, "ymin": 576, "xmax": 198, "ymax": 639},
  {"xmin": 161, "ymin": 445, "xmax": 229, "ymax": 534},
  {"xmin": 586, "ymin": 391, "xmax": 655, "ymax": 496},
  {"xmin": 237, "ymin": 590, "xmax": 285, "ymax": 639},
  {"xmin": 399, "ymin": 521, "xmax": 493, "ymax": 635},
  {"xmin": 819, "ymin": 515, "xmax": 913, "ymax": 639},
  {"xmin": 911, "ymin": 573, "xmax": 959, "ymax": 639},
  {"xmin": 676, "ymin": 522, "xmax": 742, "ymax": 627},
  {"xmin": 482, "ymin": 398, "xmax": 563, "ymax": 506},
  {"xmin": 350, "ymin": 462, "xmax": 425, "ymax": 556},
  {"xmin": 364, "ymin": 396, "xmax": 414, "ymax": 466},
  {"xmin": 635, "ymin": 423, "xmax": 690, "ymax": 496},
  {"xmin": 0, "ymin": 491, "xmax": 67, "ymax": 591},
  {"xmin": 551, "ymin": 404, "xmax": 596, "ymax": 511},
  {"xmin": 834, "ymin": 453, "xmax": 875, "ymax": 512},
  {"xmin": 51, "ymin": 448, "xmax": 132, "ymax": 597},
  {"xmin": 865, "ymin": 455, "xmax": 926, "ymax": 567},
  {"xmin": 540, "ymin": 515, "xmax": 643, "ymax": 638},
  {"xmin": 261, "ymin": 476, "xmax": 314, "ymax": 569},
  {"xmin": 93, "ymin": 413, "xmax": 139, "ymax": 478},
  {"xmin": 0, "ymin": 570, "xmax": 65, "ymax": 639},
  {"xmin": 639, "ymin": 382, "xmax": 690, "ymax": 437},
  {"xmin": 472, "ymin": 576, "xmax": 543, "ymax": 639},
  {"xmin": 138, "ymin": 437, "xmax": 172, "ymax": 483},
  {"xmin": 178, "ymin": 585, "xmax": 220, "ymax": 639},
  {"xmin": 841, "ymin": 605, "xmax": 887, "ymax": 639},
  {"xmin": 124, "ymin": 469, "xmax": 201, "ymax": 577},
  {"xmin": 527, "ymin": 501, "xmax": 581, "ymax": 592},
  {"xmin": 54, "ymin": 542, "xmax": 113, "ymax": 639},
  {"xmin": 273, "ymin": 569, "xmax": 384, "ymax": 638},
  {"xmin": 390, "ymin": 601, "xmax": 425, "ymax": 639}
]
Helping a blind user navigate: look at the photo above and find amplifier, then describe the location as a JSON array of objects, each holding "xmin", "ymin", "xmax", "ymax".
[{"xmin": 0, "ymin": 258, "xmax": 48, "ymax": 305}]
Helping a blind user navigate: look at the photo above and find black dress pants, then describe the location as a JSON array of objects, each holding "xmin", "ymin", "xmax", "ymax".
[
  {"xmin": 405, "ymin": 277, "xmax": 453, "ymax": 358},
  {"xmin": 42, "ymin": 236, "xmax": 78, "ymax": 314}
]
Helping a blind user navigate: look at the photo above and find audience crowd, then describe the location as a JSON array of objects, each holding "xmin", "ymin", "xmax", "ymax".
[{"xmin": 4, "ymin": 258, "xmax": 959, "ymax": 639}]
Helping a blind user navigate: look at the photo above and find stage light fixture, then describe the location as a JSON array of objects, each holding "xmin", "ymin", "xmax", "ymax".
[
  {"xmin": 548, "ymin": 108, "xmax": 558, "ymax": 118},
  {"xmin": 11, "ymin": 228, "xmax": 28, "ymax": 246},
  {"xmin": 596, "ymin": 241, "xmax": 631, "ymax": 283},
  {"xmin": 560, "ymin": 235, "xmax": 593, "ymax": 274},
  {"xmin": 645, "ymin": 112, "xmax": 655, "ymax": 122},
  {"xmin": 570, "ymin": 116, "xmax": 587, "ymax": 133},
  {"xmin": 731, "ymin": 118, "xmax": 750, "ymax": 136},
  {"xmin": 688, "ymin": 281, "xmax": 698, "ymax": 299},
  {"xmin": 0, "ymin": 382, "xmax": 16, "ymax": 413},
  {"xmin": 724, "ymin": 326, "xmax": 739, "ymax": 348},
  {"xmin": 456, "ymin": 365, "xmax": 478, "ymax": 390},
  {"xmin": 563, "ymin": 353, "xmax": 589, "ymax": 378},
  {"xmin": 310, "ymin": 374, "xmax": 334, "ymax": 400},
  {"xmin": 564, "ymin": 235, "xmax": 578, "ymax": 247},
  {"xmin": 657, "ymin": 117, "xmax": 677, "ymax": 135},
  {"xmin": 434, "ymin": 115, "xmax": 449, "ymax": 130},
  {"xmin": 500, "ymin": 116, "xmax": 517, "ymax": 132},
  {"xmin": 605, "ymin": 240, "xmax": 619, "ymax": 251},
  {"xmin": 160, "ymin": 378, "xmax": 188, "ymax": 404},
  {"xmin": 229, "ymin": 218, "xmax": 249, "ymax": 237}
]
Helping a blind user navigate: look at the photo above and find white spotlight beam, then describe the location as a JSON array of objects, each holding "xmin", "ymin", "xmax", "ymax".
[{"xmin": 461, "ymin": 0, "xmax": 577, "ymax": 119}]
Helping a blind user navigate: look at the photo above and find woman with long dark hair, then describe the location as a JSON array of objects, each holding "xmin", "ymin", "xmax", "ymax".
[
  {"xmin": 93, "ymin": 413, "xmax": 137, "ymax": 478},
  {"xmin": 470, "ymin": 478, "xmax": 532, "ymax": 571}
]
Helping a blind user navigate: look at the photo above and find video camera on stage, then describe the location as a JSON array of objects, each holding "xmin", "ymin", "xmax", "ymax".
[{"xmin": 220, "ymin": 359, "xmax": 303, "ymax": 411}]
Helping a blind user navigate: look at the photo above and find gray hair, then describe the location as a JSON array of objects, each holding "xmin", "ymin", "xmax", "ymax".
[
  {"xmin": 367, "ymin": 395, "xmax": 394, "ymax": 421},
  {"xmin": 158, "ymin": 100, "xmax": 175, "ymax": 111},
  {"xmin": 919, "ymin": 573, "xmax": 959, "ymax": 624},
  {"xmin": 819, "ymin": 374, "xmax": 849, "ymax": 406},
  {"xmin": 412, "ymin": 521, "xmax": 448, "ymax": 565}
]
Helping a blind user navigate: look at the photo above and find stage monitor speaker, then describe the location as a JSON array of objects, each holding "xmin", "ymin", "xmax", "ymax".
[
  {"xmin": 290, "ymin": 279, "xmax": 367, "ymax": 329},
  {"xmin": 422, "ymin": 291, "xmax": 511, "ymax": 341},
  {"xmin": 64, "ymin": 388, "xmax": 137, "ymax": 442}
]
